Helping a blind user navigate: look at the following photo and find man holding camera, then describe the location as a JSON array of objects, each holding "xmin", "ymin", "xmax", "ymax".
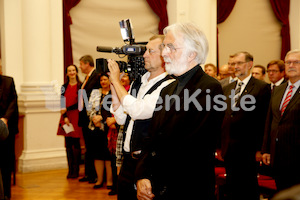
[{"xmin": 108, "ymin": 35, "xmax": 174, "ymax": 200}]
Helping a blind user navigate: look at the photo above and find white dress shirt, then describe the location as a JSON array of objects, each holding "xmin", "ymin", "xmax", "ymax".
[
  {"xmin": 110, "ymin": 72, "xmax": 174, "ymax": 152},
  {"xmin": 270, "ymin": 77, "xmax": 285, "ymax": 90},
  {"xmin": 279, "ymin": 80, "xmax": 300, "ymax": 110}
]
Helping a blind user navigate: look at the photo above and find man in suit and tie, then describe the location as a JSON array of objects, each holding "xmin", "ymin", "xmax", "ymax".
[
  {"xmin": 217, "ymin": 51, "xmax": 271, "ymax": 200},
  {"xmin": 136, "ymin": 22, "xmax": 225, "ymax": 200},
  {"xmin": 0, "ymin": 65, "xmax": 19, "ymax": 199},
  {"xmin": 262, "ymin": 49, "xmax": 300, "ymax": 191},
  {"xmin": 78, "ymin": 55, "xmax": 100, "ymax": 183}
]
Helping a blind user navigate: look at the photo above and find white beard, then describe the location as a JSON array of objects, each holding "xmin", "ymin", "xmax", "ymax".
[{"xmin": 164, "ymin": 51, "xmax": 189, "ymax": 76}]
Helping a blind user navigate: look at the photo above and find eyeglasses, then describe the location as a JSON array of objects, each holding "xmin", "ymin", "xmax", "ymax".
[
  {"xmin": 228, "ymin": 61, "xmax": 247, "ymax": 66},
  {"xmin": 145, "ymin": 48, "xmax": 158, "ymax": 55},
  {"xmin": 285, "ymin": 60, "xmax": 300, "ymax": 66},
  {"xmin": 159, "ymin": 43, "xmax": 182, "ymax": 53},
  {"xmin": 267, "ymin": 69, "xmax": 279, "ymax": 73}
]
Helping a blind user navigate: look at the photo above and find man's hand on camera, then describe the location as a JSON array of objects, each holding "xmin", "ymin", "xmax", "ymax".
[
  {"xmin": 107, "ymin": 59, "xmax": 121, "ymax": 84},
  {"xmin": 107, "ymin": 59, "xmax": 129, "ymax": 104}
]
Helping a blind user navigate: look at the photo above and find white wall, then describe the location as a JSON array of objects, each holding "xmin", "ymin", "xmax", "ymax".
[
  {"xmin": 69, "ymin": 0, "xmax": 160, "ymax": 80},
  {"xmin": 290, "ymin": 0, "xmax": 300, "ymax": 50},
  {"xmin": 218, "ymin": 0, "xmax": 282, "ymax": 70},
  {"xmin": 69, "ymin": 0, "xmax": 217, "ymax": 74},
  {"xmin": 218, "ymin": 0, "xmax": 300, "ymax": 71}
]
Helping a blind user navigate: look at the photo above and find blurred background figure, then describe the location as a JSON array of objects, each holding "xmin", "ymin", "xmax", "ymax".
[
  {"xmin": 267, "ymin": 60, "xmax": 286, "ymax": 91},
  {"xmin": 220, "ymin": 55, "xmax": 237, "ymax": 88},
  {"xmin": 204, "ymin": 63, "xmax": 218, "ymax": 79},
  {"xmin": 78, "ymin": 55, "xmax": 100, "ymax": 184},
  {"xmin": 252, "ymin": 65, "xmax": 266, "ymax": 81},
  {"xmin": 218, "ymin": 64, "xmax": 230, "ymax": 80}
]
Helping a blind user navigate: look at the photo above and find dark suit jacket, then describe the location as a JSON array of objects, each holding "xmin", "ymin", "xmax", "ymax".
[
  {"xmin": 78, "ymin": 70, "xmax": 100, "ymax": 127},
  {"xmin": 135, "ymin": 66, "xmax": 225, "ymax": 199},
  {"xmin": 0, "ymin": 75, "xmax": 19, "ymax": 173},
  {"xmin": 220, "ymin": 76, "xmax": 231, "ymax": 88},
  {"xmin": 0, "ymin": 75, "xmax": 18, "ymax": 135},
  {"xmin": 262, "ymin": 82, "xmax": 300, "ymax": 171},
  {"xmin": 220, "ymin": 77, "xmax": 271, "ymax": 158}
]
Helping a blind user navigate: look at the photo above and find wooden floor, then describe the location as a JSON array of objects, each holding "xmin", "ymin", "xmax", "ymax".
[{"xmin": 11, "ymin": 166, "xmax": 117, "ymax": 200}]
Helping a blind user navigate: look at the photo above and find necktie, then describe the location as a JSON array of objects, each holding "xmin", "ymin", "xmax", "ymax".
[
  {"xmin": 234, "ymin": 82, "xmax": 244, "ymax": 105},
  {"xmin": 280, "ymin": 85, "xmax": 294, "ymax": 116},
  {"xmin": 271, "ymin": 84, "xmax": 275, "ymax": 92},
  {"xmin": 79, "ymin": 74, "xmax": 90, "ymax": 110},
  {"xmin": 81, "ymin": 74, "xmax": 90, "ymax": 90}
]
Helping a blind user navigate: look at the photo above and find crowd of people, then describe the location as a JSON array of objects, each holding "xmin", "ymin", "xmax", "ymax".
[
  {"xmin": 0, "ymin": 21, "xmax": 299, "ymax": 200},
  {"xmin": 57, "ymin": 22, "xmax": 300, "ymax": 200}
]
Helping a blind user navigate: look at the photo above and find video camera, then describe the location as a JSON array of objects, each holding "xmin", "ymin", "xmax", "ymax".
[{"xmin": 96, "ymin": 19, "xmax": 147, "ymax": 81}]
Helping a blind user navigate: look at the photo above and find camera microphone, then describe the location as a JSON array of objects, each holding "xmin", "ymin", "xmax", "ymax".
[{"xmin": 96, "ymin": 46, "xmax": 114, "ymax": 53}]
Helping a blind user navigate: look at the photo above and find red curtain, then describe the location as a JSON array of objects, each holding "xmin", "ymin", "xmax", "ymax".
[
  {"xmin": 217, "ymin": 0, "xmax": 236, "ymax": 67},
  {"xmin": 146, "ymin": 0, "xmax": 169, "ymax": 34},
  {"xmin": 217, "ymin": 0, "xmax": 236, "ymax": 24},
  {"xmin": 269, "ymin": 0, "xmax": 291, "ymax": 60},
  {"xmin": 63, "ymin": 0, "xmax": 81, "ymax": 81}
]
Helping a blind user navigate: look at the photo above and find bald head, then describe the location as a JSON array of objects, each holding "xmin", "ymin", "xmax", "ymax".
[{"xmin": 219, "ymin": 64, "xmax": 230, "ymax": 80}]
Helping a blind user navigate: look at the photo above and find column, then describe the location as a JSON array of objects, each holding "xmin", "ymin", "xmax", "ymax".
[
  {"xmin": 167, "ymin": 0, "xmax": 217, "ymax": 64},
  {"xmin": 1, "ymin": 0, "xmax": 65, "ymax": 173}
]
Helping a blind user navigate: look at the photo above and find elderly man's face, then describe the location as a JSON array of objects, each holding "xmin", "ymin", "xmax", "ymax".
[
  {"xmin": 285, "ymin": 52, "xmax": 300, "ymax": 82},
  {"xmin": 161, "ymin": 32, "xmax": 189, "ymax": 76}
]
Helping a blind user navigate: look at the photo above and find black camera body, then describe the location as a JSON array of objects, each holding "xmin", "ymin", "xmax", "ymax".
[{"xmin": 96, "ymin": 19, "xmax": 147, "ymax": 81}]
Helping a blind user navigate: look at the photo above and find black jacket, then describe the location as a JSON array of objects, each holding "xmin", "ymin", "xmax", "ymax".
[
  {"xmin": 135, "ymin": 66, "xmax": 224, "ymax": 199},
  {"xmin": 78, "ymin": 70, "xmax": 100, "ymax": 127}
]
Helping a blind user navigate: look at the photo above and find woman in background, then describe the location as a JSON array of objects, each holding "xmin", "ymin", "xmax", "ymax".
[
  {"xmin": 87, "ymin": 73, "xmax": 113, "ymax": 189},
  {"xmin": 57, "ymin": 64, "xmax": 82, "ymax": 179}
]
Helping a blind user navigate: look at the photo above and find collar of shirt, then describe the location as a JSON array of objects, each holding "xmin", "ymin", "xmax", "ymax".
[
  {"xmin": 229, "ymin": 76, "xmax": 238, "ymax": 83},
  {"xmin": 288, "ymin": 79, "xmax": 300, "ymax": 95},
  {"xmin": 141, "ymin": 71, "xmax": 167, "ymax": 86},
  {"xmin": 176, "ymin": 65, "xmax": 200, "ymax": 84},
  {"xmin": 274, "ymin": 77, "xmax": 285, "ymax": 86},
  {"xmin": 87, "ymin": 68, "xmax": 95, "ymax": 77}
]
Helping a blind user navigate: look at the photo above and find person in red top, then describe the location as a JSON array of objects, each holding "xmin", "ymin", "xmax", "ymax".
[{"xmin": 57, "ymin": 64, "xmax": 83, "ymax": 179}]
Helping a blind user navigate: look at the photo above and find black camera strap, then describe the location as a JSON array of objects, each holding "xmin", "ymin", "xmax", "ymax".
[{"xmin": 122, "ymin": 75, "xmax": 173, "ymax": 146}]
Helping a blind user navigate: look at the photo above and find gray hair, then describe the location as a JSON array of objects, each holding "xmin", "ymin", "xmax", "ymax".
[
  {"xmin": 285, "ymin": 49, "xmax": 300, "ymax": 60},
  {"xmin": 163, "ymin": 22, "xmax": 209, "ymax": 64}
]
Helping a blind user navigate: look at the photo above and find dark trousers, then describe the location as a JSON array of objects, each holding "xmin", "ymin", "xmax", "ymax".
[
  {"xmin": 65, "ymin": 137, "xmax": 81, "ymax": 177},
  {"xmin": 111, "ymin": 153, "xmax": 118, "ymax": 191},
  {"xmin": 82, "ymin": 127, "xmax": 97, "ymax": 180},
  {"xmin": 0, "ymin": 133, "xmax": 15, "ymax": 199},
  {"xmin": 117, "ymin": 153, "xmax": 138, "ymax": 200},
  {"xmin": 224, "ymin": 151, "xmax": 259, "ymax": 200}
]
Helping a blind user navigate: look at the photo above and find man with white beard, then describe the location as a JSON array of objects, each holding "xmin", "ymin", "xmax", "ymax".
[{"xmin": 135, "ymin": 22, "xmax": 225, "ymax": 200}]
